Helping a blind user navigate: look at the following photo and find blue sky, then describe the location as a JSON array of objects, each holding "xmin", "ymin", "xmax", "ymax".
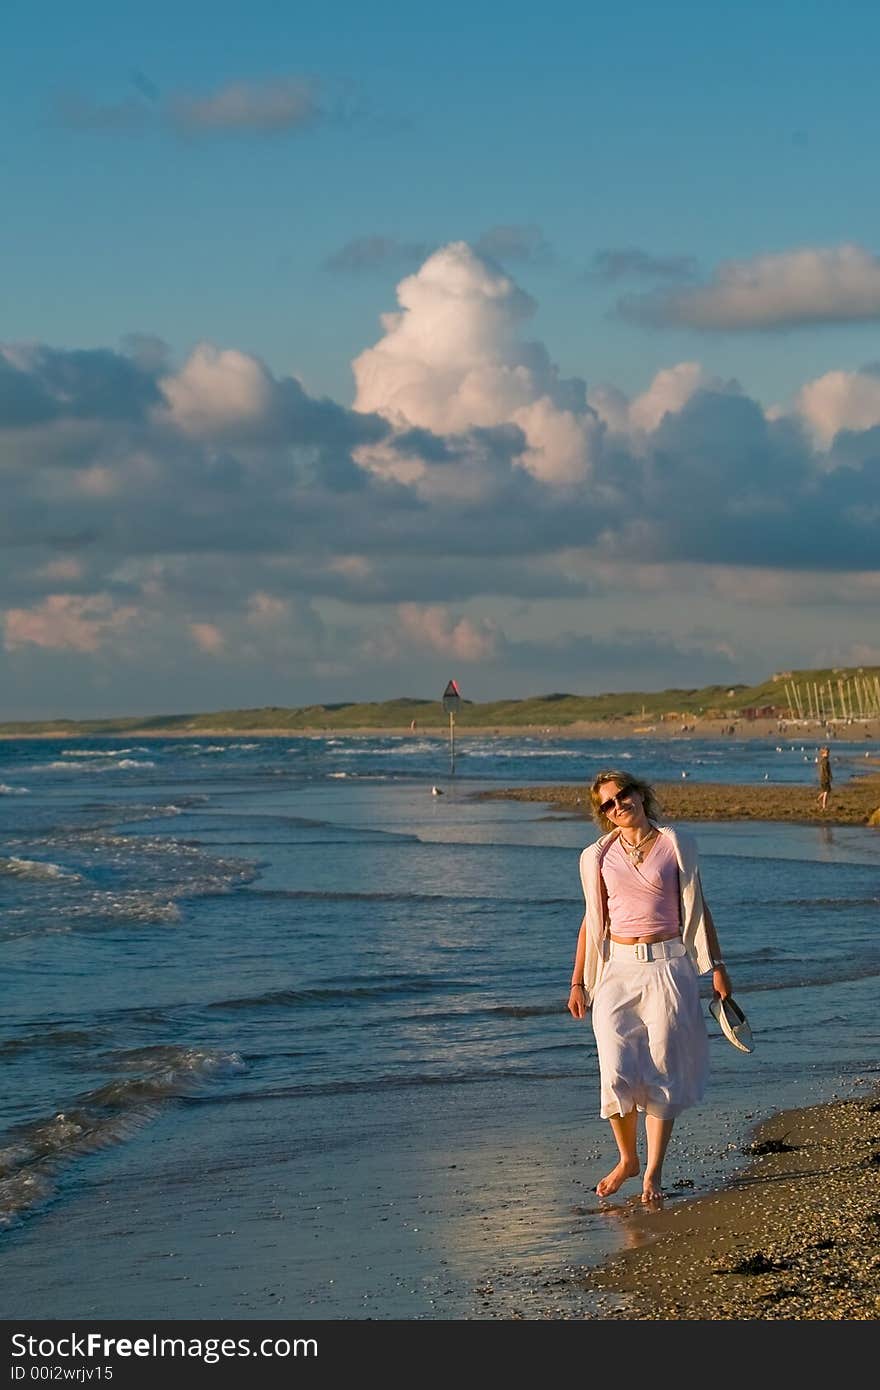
[{"xmin": 2, "ymin": 1, "xmax": 879, "ymax": 717}]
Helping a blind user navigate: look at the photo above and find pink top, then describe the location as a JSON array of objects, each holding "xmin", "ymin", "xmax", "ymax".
[{"xmin": 600, "ymin": 833, "xmax": 681, "ymax": 940}]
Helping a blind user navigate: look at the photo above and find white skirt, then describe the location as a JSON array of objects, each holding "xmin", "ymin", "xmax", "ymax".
[{"xmin": 591, "ymin": 943, "xmax": 709, "ymax": 1120}]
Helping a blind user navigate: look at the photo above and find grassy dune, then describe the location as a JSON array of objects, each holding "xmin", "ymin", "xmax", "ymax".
[{"xmin": 2, "ymin": 665, "xmax": 879, "ymax": 736}]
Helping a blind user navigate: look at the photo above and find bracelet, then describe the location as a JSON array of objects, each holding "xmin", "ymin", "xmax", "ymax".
[
  {"xmin": 569, "ymin": 982, "xmax": 585, "ymax": 989},
  {"xmin": 712, "ymin": 960, "xmax": 726, "ymax": 969}
]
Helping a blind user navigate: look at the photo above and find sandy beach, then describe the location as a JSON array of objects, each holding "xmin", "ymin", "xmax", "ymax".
[
  {"xmin": 478, "ymin": 774, "xmax": 880, "ymax": 827},
  {"xmin": 3, "ymin": 715, "xmax": 879, "ymax": 742},
  {"xmin": 567, "ymin": 1091, "xmax": 880, "ymax": 1320}
]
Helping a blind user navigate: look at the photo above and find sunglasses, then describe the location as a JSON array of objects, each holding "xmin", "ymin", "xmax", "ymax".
[{"xmin": 598, "ymin": 784, "xmax": 638, "ymax": 815}]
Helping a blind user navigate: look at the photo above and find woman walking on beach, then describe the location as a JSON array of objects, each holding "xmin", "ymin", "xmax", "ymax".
[
  {"xmin": 817, "ymin": 746, "xmax": 832, "ymax": 811},
  {"xmin": 567, "ymin": 771, "xmax": 733, "ymax": 1202}
]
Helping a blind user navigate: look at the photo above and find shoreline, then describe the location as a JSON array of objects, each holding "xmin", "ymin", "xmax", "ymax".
[
  {"xmin": 567, "ymin": 1090, "xmax": 880, "ymax": 1320},
  {"xmin": 477, "ymin": 777, "xmax": 880, "ymax": 827},
  {"xmin": 2, "ymin": 716, "xmax": 879, "ymax": 742}
]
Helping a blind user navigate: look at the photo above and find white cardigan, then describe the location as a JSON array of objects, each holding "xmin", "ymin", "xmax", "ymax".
[{"xmin": 577, "ymin": 825, "xmax": 715, "ymax": 1006}]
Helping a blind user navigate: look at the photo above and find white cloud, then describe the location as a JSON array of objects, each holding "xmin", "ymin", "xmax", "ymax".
[
  {"xmin": 246, "ymin": 592, "xmax": 289, "ymax": 627},
  {"xmin": 160, "ymin": 344, "xmax": 274, "ymax": 435},
  {"xmin": 626, "ymin": 363, "xmax": 716, "ymax": 435},
  {"xmin": 587, "ymin": 362, "xmax": 728, "ymax": 446},
  {"xmin": 352, "ymin": 242, "xmax": 601, "ymax": 485},
  {"xmin": 793, "ymin": 368, "xmax": 880, "ymax": 447},
  {"xmin": 190, "ymin": 622, "xmax": 226, "ymax": 654},
  {"xmin": 397, "ymin": 603, "xmax": 498, "ymax": 661},
  {"xmin": 3, "ymin": 595, "xmax": 138, "ymax": 653},
  {"xmin": 620, "ymin": 244, "xmax": 880, "ymax": 330}
]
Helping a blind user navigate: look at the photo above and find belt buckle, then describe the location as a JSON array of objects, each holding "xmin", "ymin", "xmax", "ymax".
[{"xmin": 635, "ymin": 941, "xmax": 649, "ymax": 962}]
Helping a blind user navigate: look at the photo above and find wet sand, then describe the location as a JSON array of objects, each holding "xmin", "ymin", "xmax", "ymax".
[{"xmin": 569, "ymin": 1092, "xmax": 880, "ymax": 1320}]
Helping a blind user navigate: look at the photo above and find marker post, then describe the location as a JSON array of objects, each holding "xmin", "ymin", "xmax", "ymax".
[{"xmin": 441, "ymin": 679, "xmax": 461, "ymax": 777}]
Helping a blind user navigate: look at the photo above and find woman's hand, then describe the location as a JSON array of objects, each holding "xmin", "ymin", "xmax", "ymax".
[
  {"xmin": 712, "ymin": 963, "xmax": 732, "ymax": 1001},
  {"xmin": 568, "ymin": 983, "xmax": 588, "ymax": 1019}
]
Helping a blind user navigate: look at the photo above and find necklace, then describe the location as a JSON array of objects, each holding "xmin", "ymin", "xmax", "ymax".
[{"xmin": 620, "ymin": 827, "xmax": 656, "ymax": 864}]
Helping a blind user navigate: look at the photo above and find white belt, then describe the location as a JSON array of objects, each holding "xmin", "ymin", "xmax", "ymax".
[{"xmin": 605, "ymin": 937, "xmax": 686, "ymax": 962}]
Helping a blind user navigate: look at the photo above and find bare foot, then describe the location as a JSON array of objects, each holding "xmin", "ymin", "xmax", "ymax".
[
  {"xmin": 596, "ymin": 1159, "xmax": 639, "ymax": 1196},
  {"xmin": 641, "ymin": 1176, "xmax": 663, "ymax": 1203}
]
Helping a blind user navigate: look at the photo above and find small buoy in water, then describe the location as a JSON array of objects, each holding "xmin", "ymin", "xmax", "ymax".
[
  {"xmin": 431, "ymin": 785, "xmax": 443, "ymax": 795},
  {"xmin": 681, "ymin": 771, "xmax": 688, "ymax": 778},
  {"xmin": 764, "ymin": 773, "xmax": 769, "ymax": 780}
]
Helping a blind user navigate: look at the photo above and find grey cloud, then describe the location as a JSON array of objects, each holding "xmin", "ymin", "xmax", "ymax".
[
  {"xmin": 1, "ymin": 341, "xmax": 879, "ymax": 627},
  {"xmin": 617, "ymin": 245, "xmax": 880, "ymax": 331},
  {"xmin": 589, "ymin": 248, "xmax": 698, "ymax": 282},
  {"xmin": 0, "ymin": 357, "xmax": 58, "ymax": 427},
  {"xmin": 55, "ymin": 75, "xmax": 360, "ymax": 140},
  {"xmin": 474, "ymin": 225, "xmax": 554, "ymax": 266},
  {"xmin": 170, "ymin": 78, "xmax": 323, "ymax": 135},
  {"xmin": 0, "ymin": 346, "xmax": 162, "ymax": 428},
  {"xmin": 120, "ymin": 334, "xmax": 173, "ymax": 373},
  {"xmin": 322, "ymin": 236, "xmax": 432, "ymax": 273}
]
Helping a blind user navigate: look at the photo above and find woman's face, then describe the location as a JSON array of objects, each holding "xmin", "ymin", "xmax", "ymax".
[{"xmin": 597, "ymin": 779, "xmax": 645, "ymax": 827}]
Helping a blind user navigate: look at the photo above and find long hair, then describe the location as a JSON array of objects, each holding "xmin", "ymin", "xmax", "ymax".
[{"xmin": 589, "ymin": 769, "xmax": 662, "ymax": 832}]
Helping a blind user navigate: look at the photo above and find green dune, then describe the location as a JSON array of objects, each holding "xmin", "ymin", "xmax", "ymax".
[{"xmin": 2, "ymin": 665, "xmax": 878, "ymax": 736}]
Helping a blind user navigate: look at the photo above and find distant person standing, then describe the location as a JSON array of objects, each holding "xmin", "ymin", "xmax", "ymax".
[{"xmin": 816, "ymin": 746, "xmax": 832, "ymax": 811}]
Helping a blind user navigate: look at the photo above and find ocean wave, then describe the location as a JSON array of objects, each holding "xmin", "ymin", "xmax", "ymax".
[
  {"xmin": 206, "ymin": 1067, "xmax": 572, "ymax": 1104},
  {"xmin": 62, "ymin": 748, "xmax": 149, "ymax": 757},
  {"xmin": 0, "ymin": 856, "xmax": 81, "ymax": 882},
  {"xmin": 243, "ymin": 887, "xmax": 575, "ymax": 905},
  {"xmin": 40, "ymin": 759, "xmax": 155, "ymax": 772},
  {"xmin": 0, "ymin": 784, "xmax": 29, "ymax": 795},
  {"xmin": 73, "ymin": 893, "xmax": 182, "ymax": 924},
  {"xmin": 0, "ymin": 1029, "xmax": 97, "ymax": 1057},
  {"xmin": 209, "ymin": 977, "xmax": 471, "ymax": 1010},
  {"xmin": 0, "ymin": 1047, "xmax": 243, "ymax": 1229},
  {"xmin": 464, "ymin": 746, "xmax": 582, "ymax": 759}
]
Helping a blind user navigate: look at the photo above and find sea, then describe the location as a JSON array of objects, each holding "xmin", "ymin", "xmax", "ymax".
[{"xmin": 1, "ymin": 731, "xmax": 878, "ymax": 1320}]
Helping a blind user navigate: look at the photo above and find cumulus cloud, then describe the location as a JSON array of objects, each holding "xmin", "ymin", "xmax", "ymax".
[
  {"xmin": 352, "ymin": 241, "xmax": 602, "ymax": 485},
  {"xmin": 397, "ymin": 603, "xmax": 498, "ymax": 661},
  {"xmin": 1, "ymin": 245, "xmax": 880, "ymax": 709},
  {"xmin": 4, "ymin": 594, "xmax": 138, "ymax": 652},
  {"xmin": 596, "ymin": 362, "xmax": 726, "ymax": 437},
  {"xmin": 323, "ymin": 236, "xmax": 431, "ymax": 273},
  {"xmin": 160, "ymin": 345, "xmax": 274, "ymax": 435},
  {"xmin": 792, "ymin": 366, "xmax": 880, "ymax": 447},
  {"xmin": 619, "ymin": 244, "xmax": 880, "ymax": 330},
  {"xmin": 190, "ymin": 623, "xmax": 225, "ymax": 654},
  {"xmin": 246, "ymin": 592, "xmax": 289, "ymax": 627}
]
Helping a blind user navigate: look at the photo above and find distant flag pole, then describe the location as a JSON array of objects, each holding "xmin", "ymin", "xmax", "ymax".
[{"xmin": 441, "ymin": 679, "xmax": 461, "ymax": 776}]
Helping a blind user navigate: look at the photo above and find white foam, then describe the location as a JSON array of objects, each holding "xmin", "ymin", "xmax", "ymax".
[{"xmin": 0, "ymin": 856, "xmax": 80, "ymax": 881}]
